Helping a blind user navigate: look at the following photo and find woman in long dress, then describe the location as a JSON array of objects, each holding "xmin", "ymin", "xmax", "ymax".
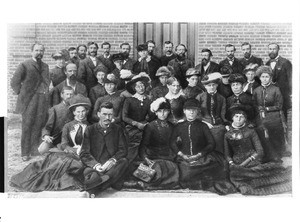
[
  {"xmin": 224, "ymin": 104, "xmax": 292, "ymax": 195},
  {"xmin": 10, "ymin": 95, "xmax": 92, "ymax": 192}
]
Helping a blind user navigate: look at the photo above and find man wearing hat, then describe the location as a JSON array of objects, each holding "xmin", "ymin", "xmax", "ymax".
[
  {"xmin": 149, "ymin": 66, "xmax": 172, "ymax": 100},
  {"xmin": 195, "ymin": 48, "xmax": 219, "ymax": 77},
  {"xmin": 80, "ymin": 102, "xmax": 129, "ymax": 195},
  {"xmin": 226, "ymin": 73, "xmax": 256, "ymax": 123},
  {"xmin": 78, "ymin": 41, "xmax": 108, "ymax": 93},
  {"xmin": 38, "ymin": 86, "xmax": 74, "ymax": 154},
  {"xmin": 120, "ymin": 42, "xmax": 136, "ymax": 71},
  {"xmin": 98, "ymin": 42, "xmax": 115, "ymax": 73},
  {"xmin": 219, "ymin": 44, "xmax": 244, "ymax": 74},
  {"xmin": 168, "ymin": 44, "xmax": 194, "ymax": 89},
  {"xmin": 133, "ymin": 44, "xmax": 161, "ymax": 87},
  {"xmin": 160, "ymin": 41, "xmax": 176, "ymax": 66},
  {"xmin": 217, "ymin": 65, "xmax": 234, "ymax": 99},
  {"xmin": 239, "ymin": 42, "xmax": 263, "ymax": 68},
  {"xmin": 52, "ymin": 63, "xmax": 88, "ymax": 106},
  {"xmin": 11, "ymin": 43, "xmax": 50, "ymax": 161},
  {"xmin": 196, "ymin": 72, "xmax": 227, "ymax": 154},
  {"xmin": 183, "ymin": 68, "xmax": 205, "ymax": 99},
  {"xmin": 50, "ymin": 51, "xmax": 67, "ymax": 87}
]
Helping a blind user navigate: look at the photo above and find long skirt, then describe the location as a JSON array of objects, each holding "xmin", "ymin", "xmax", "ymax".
[
  {"xmin": 210, "ymin": 125, "xmax": 226, "ymax": 154},
  {"xmin": 10, "ymin": 152, "xmax": 84, "ymax": 192},
  {"xmin": 125, "ymin": 125, "xmax": 143, "ymax": 163},
  {"xmin": 229, "ymin": 162, "xmax": 292, "ymax": 195}
]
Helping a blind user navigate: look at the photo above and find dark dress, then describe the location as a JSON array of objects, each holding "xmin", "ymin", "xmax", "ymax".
[
  {"xmin": 89, "ymin": 82, "xmax": 106, "ymax": 106},
  {"xmin": 217, "ymin": 83, "xmax": 233, "ymax": 99},
  {"xmin": 10, "ymin": 120, "xmax": 89, "ymax": 192},
  {"xmin": 149, "ymin": 84, "xmax": 168, "ymax": 101},
  {"xmin": 165, "ymin": 93, "xmax": 186, "ymax": 125},
  {"xmin": 183, "ymin": 85, "xmax": 204, "ymax": 99},
  {"xmin": 224, "ymin": 124, "xmax": 292, "ymax": 195}
]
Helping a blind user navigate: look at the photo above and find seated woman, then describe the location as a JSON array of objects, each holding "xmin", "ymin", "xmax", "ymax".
[
  {"xmin": 165, "ymin": 77, "xmax": 186, "ymax": 125},
  {"xmin": 10, "ymin": 94, "xmax": 92, "ymax": 192},
  {"xmin": 253, "ymin": 66, "xmax": 287, "ymax": 162},
  {"xmin": 133, "ymin": 97, "xmax": 180, "ymax": 190},
  {"xmin": 183, "ymin": 68, "xmax": 205, "ymax": 99},
  {"xmin": 89, "ymin": 65, "xmax": 108, "ymax": 106},
  {"xmin": 92, "ymin": 73, "xmax": 125, "ymax": 125},
  {"xmin": 242, "ymin": 63, "xmax": 260, "ymax": 95},
  {"xmin": 122, "ymin": 73, "xmax": 155, "ymax": 163},
  {"xmin": 170, "ymin": 99, "xmax": 234, "ymax": 194},
  {"xmin": 224, "ymin": 104, "xmax": 292, "ymax": 195},
  {"xmin": 149, "ymin": 66, "xmax": 172, "ymax": 101},
  {"xmin": 196, "ymin": 72, "xmax": 227, "ymax": 154}
]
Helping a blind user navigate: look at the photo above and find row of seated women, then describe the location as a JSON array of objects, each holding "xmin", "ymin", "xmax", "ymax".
[{"xmin": 10, "ymin": 64, "xmax": 292, "ymax": 196}]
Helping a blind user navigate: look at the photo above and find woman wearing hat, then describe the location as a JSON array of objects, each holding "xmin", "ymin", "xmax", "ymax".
[
  {"xmin": 164, "ymin": 77, "xmax": 186, "ymax": 125},
  {"xmin": 92, "ymin": 73, "xmax": 125, "ymax": 125},
  {"xmin": 149, "ymin": 66, "xmax": 172, "ymax": 101},
  {"xmin": 224, "ymin": 104, "xmax": 291, "ymax": 195},
  {"xmin": 242, "ymin": 63, "xmax": 260, "ymax": 95},
  {"xmin": 196, "ymin": 72, "xmax": 227, "ymax": 154},
  {"xmin": 253, "ymin": 66, "xmax": 287, "ymax": 162},
  {"xmin": 217, "ymin": 65, "xmax": 234, "ymax": 99},
  {"xmin": 10, "ymin": 94, "xmax": 92, "ymax": 192},
  {"xmin": 122, "ymin": 73, "xmax": 155, "ymax": 163},
  {"xmin": 183, "ymin": 68, "xmax": 205, "ymax": 99},
  {"xmin": 130, "ymin": 97, "xmax": 180, "ymax": 189}
]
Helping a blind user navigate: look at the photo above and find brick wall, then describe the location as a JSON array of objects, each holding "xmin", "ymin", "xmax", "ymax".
[{"xmin": 7, "ymin": 23, "xmax": 292, "ymax": 112}]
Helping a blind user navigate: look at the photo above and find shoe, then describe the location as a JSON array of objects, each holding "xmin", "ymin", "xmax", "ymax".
[
  {"xmin": 84, "ymin": 174, "xmax": 110, "ymax": 191},
  {"xmin": 123, "ymin": 181, "xmax": 145, "ymax": 190},
  {"xmin": 22, "ymin": 156, "xmax": 30, "ymax": 161}
]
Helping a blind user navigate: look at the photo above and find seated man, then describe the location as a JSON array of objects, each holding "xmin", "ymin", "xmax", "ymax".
[
  {"xmin": 80, "ymin": 102, "xmax": 129, "ymax": 197},
  {"xmin": 38, "ymin": 86, "xmax": 74, "ymax": 154}
]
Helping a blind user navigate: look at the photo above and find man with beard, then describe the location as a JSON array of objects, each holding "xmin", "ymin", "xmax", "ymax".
[
  {"xmin": 38, "ymin": 86, "xmax": 74, "ymax": 154},
  {"xmin": 78, "ymin": 41, "xmax": 107, "ymax": 93},
  {"xmin": 11, "ymin": 43, "xmax": 51, "ymax": 161},
  {"xmin": 168, "ymin": 43, "xmax": 194, "ymax": 88},
  {"xmin": 68, "ymin": 47, "xmax": 80, "ymax": 68},
  {"xmin": 160, "ymin": 41, "xmax": 176, "ymax": 66},
  {"xmin": 195, "ymin": 48, "xmax": 219, "ymax": 78},
  {"xmin": 266, "ymin": 43, "xmax": 292, "ymax": 119},
  {"xmin": 80, "ymin": 102, "xmax": 129, "ymax": 196},
  {"xmin": 219, "ymin": 44, "xmax": 244, "ymax": 74},
  {"xmin": 146, "ymin": 40, "xmax": 161, "ymax": 65},
  {"xmin": 52, "ymin": 63, "xmax": 87, "ymax": 106},
  {"xmin": 239, "ymin": 42, "xmax": 263, "ymax": 67},
  {"xmin": 98, "ymin": 42, "xmax": 115, "ymax": 72},
  {"xmin": 77, "ymin": 44, "xmax": 87, "ymax": 60},
  {"xmin": 120, "ymin": 42, "xmax": 136, "ymax": 71}
]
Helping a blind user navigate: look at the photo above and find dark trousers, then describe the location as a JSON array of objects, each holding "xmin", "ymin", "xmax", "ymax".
[{"xmin": 21, "ymin": 93, "xmax": 49, "ymax": 156}]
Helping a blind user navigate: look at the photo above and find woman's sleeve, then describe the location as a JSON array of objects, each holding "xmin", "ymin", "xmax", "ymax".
[
  {"xmin": 60, "ymin": 124, "xmax": 72, "ymax": 151},
  {"xmin": 201, "ymin": 123, "xmax": 216, "ymax": 155},
  {"xmin": 122, "ymin": 98, "xmax": 135, "ymax": 125},
  {"xmin": 139, "ymin": 124, "xmax": 152, "ymax": 159},
  {"xmin": 170, "ymin": 125, "xmax": 180, "ymax": 154},
  {"xmin": 266, "ymin": 87, "xmax": 283, "ymax": 111},
  {"xmin": 224, "ymin": 134, "xmax": 233, "ymax": 163},
  {"xmin": 250, "ymin": 129, "xmax": 264, "ymax": 160}
]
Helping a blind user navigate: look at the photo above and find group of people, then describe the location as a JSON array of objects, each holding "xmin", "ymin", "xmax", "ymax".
[{"xmin": 10, "ymin": 39, "xmax": 292, "ymax": 196}]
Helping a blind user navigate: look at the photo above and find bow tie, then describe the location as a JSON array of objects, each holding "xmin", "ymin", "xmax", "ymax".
[{"xmin": 270, "ymin": 59, "xmax": 277, "ymax": 63}]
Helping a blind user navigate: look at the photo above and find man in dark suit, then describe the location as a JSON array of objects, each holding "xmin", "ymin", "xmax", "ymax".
[
  {"xmin": 80, "ymin": 102, "xmax": 129, "ymax": 196},
  {"xmin": 68, "ymin": 47, "xmax": 80, "ymax": 68},
  {"xmin": 168, "ymin": 43, "xmax": 194, "ymax": 88},
  {"xmin": 77, "ymin": 44, "xmax": 87, "ymax": 60},
  {"xmin": 120, "ymin": 42, "xmax": 136, "ymax": 71},
  {"xmin": 195, "ymin": 48, "xmax": 219, "ymax": 78},
  {"xmin": 146, "ymin": 40, "xmax": 161, "ymax": 66},
  {"xmin": 160, "ymin": 40, "xmax": 176, "ymax": 66},
  {"xmin": 266, "ymin": 43, "xmax": 292, "ymax": 118},
  {"xmin": 38, "ymin": 86, "xmax": 74, "ymax": 154},
  {"xmin": 49, "ymin": 51, "xmax": 67, "ymax": 87},
  {"xmin": 239, "ymin": 42, "xmax": 264, "ymax": 67},
  {"xmin": 219, "ymin": 44, "xmax": 244, "ymax": 74},
  {"xmin": 11, "ymin": 43, "xmax": 51, "ymax": 161},
  {"xmin": 52, "ymin": 63, "xmax": 88, "ymax": 106},
  {"xmin": 77, "ymin": 41, "xmax": 107, "ymax": 93},
  {"xmin": 98, "ymin": 42, "xmax": 115, "ymax": 72}
]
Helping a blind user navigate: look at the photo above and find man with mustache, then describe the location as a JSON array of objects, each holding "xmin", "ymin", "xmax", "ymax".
[
  {"xmin": 239, "ymin": 42, "xmax": 263, "ymax": 67},
  {"xmin": 195, "ymin": 48, "xmax": 219, "ymax": 78},
  {"xmin": 160, "ymin": 41, "xmax": 176, "ymax": 66},
  {"xmin": 68, "ymin": 47, "xmax": 80, "ymax": 68},
  {"xmin": 52, "ymin": 63, "xmax": 87, "ymax": 106},
  {"xmin": 11, "ymin": 43, "xmax": 51, "ymax": 161},
  {"xmin": 80, "ymin": 102, "xmax": 129, "ymax": 196},
  {"xmin": 168, "ymin": 43, "xmax": 194, "ymax": 88},
  {"xmin": 78, "ymin": 41, "xmax": 108, "ymax": 92},
  {"xmin": 119, "ymin": 42, "xmax": 136, "ymax": 72},
  {"xmin": 77, "ymin": 44, "xmax": 87, "ymax": 60},
  {"xmin": 98, "ymin": 42, "xmax": 115, "ymax": 73},
  {"xmin": 146, "ymin": 40, "xmax": 161, "ymax": 65},
  {"xmin": 219, "ymin": 44, "xmax": 244, "ymax": 74},
  {"xmin": 265, "ymin": 43, "xmax": 292, "ymax": 119}
]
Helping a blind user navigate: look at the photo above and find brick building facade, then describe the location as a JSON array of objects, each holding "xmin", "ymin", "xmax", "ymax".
[{"xmin": 7, "ymin": 23, "xmax": 292, "ymax": 112}]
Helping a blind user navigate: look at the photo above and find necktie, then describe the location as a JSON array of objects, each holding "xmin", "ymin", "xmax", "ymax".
[
  {"xmin": 209, "ymin": 94, "xmax": 216, "ymax": 124},
  {"xmin": 75, "ymin": 125, "xmax": 83, "ymax": 145}
]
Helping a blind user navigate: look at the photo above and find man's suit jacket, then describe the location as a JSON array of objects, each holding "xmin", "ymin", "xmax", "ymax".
[
  {"xmin": 49, "ymin": 66, "xmax": 66, "ymax": 87},
  {"xmin": 266, "ymin": 56, "xmax": 292, "ymax": 111},
  {"xmin": 122, "ymin": 57, "xmax": 136, "ymax": 71},
  {"xmin": 219, "ymin": 58, "xmax": 244, "ymax": 74},
  {"xmin": 98, "ymin": 54, "xmax": 116, "ymax": 73},
  {"xmin": 77, "ymin": 56, "xmax": 106, "ymax": 92},
  {"xmin": 160, "ymin": 54, "xmax": 176, "ymax": 66},
  {"xmin": 239, "ymin": 55, "xmax": 263, "ymax": 67},
  {"xmin": 168, "ymin": 57, "xmax": 194, "ymax": 88},
  {"xmin": 80, "ymin": 123, "xmax": 128, "ymax": 167},
  {"xmin": 11, "ymin": 59, "xmax": 50, "ymax": 114},
  {"xmin": 195, "ymin": 61, "xmax": 220, "ymax": 77},
  {"xmin": 52, "ymin": 80, "xmax": 88, "ymax": 106}
]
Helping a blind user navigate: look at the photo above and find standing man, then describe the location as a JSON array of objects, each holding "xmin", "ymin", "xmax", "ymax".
[
  {"xmin": 78, "ymin": 42, "xmax": 107, "ymax": 93},
  {"xmin": 146, "ymin": 40, "xmax": 161, "ymax": 65},
  {"xmin": 77, "ymin": 44, "xmax": 87, "ymax": 60},
  {"xmin": 168, "ymin": 43, "xmax": 194, "ymax": 88},
  {"xmin": 80, "ymin": 102, "xmax": 129, "ymax": 196},
  {"xmin": 239, "ymin": 42, "xmax": 263, "ymax": 67},
  {"xmin": 68, "ymin": 47, "xmax": 80, "ymax": 68},
  {"xmin": 266, "ymin": 43, "xmax": 292, "ymax": 118},
  {"xmin": 120, "ymin": 42, "xmax": 136, "ymax": 71},
  {"xmin": 11, "ymin": 43, "xmax": 51, "ymax": 161},
  {"xmin": 49, "ymin": 51, "xmax": 67, "ymax": 87},
  {"xmin": 195, "ymin": 48, "xmax": 219, "ymax": 78},
  {"xmin": 160, "ymin": 41, "xmax": 176, "ymax": 66},
  {"xmin": 219, "ymin": 44, "xmax": 244, "ymax": 74},
  {"xmin": 98, "ymin": 42, "xmax": 115, "ymax": 72}
]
